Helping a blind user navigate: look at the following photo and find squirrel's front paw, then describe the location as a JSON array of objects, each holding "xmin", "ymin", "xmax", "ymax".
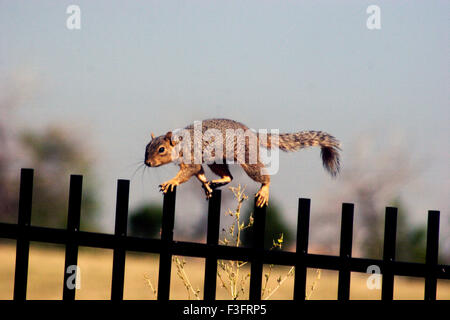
[
  {"xmin": 159, "ymin": 180, "xmax": 178, "ymax": 193},
  {"xmin": 201, "ymin": 181, "xmax": 213, "ymax": 199}
]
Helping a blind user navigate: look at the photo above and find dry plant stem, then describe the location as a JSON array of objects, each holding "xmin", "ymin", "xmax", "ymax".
[
  {"xmin": 232, "ymin": 186, "xmax": 249, "ymax": 299},
  {"xmin": 217, "ymin": 185, "xmax": 252, "ymax": 300},
  {"xmin": 217, "ymin": 266, "xmax": 229, "ymax": 292},
  {"xmin": 218, "ymin": 185, "xmax": 299, "ymax": 300},
  {"xmin": 261, "ymin": 233, "xmax": 286, "ymax": 299},
  {"xmin": 305, "ymin": 269, "xmax": 321, "ymax": 300},
  {"xmin": 143, "ymin": 184, "xmax": 318, "ymax": 300},
  {"xmin": 261, "ymin": 264, "xmax": 273, "ymax": 297},
  {"xmin": 144, "ymin": 273, "xmax": 157, "ymax": 297},
  {"xmin": 263, "ymin": 266, "xmax": 295, "ymax": 300},
  {"xmin": 174, "ymin": 256, "xmax": 201, "ymax": 300}
]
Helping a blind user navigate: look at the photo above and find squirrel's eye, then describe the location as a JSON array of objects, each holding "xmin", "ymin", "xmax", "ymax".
[{"xmin": 158, "ymin": 147, "xmax": 165, "ymax": 153}]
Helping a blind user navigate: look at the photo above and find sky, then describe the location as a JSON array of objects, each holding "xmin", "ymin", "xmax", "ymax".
[{"xmin": 0, "ymin": 1, "xmax": 448, "ymax": 255}]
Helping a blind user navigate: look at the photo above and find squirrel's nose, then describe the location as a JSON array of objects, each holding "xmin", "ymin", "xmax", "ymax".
[{"xmin": 145, "ymin": 160, "xmax": 152, "ymax": 167}]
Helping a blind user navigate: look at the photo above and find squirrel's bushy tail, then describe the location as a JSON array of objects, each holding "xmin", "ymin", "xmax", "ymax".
[{"xmin": 258, "ymin": 131, "xmax": 341, "ymax": 176}]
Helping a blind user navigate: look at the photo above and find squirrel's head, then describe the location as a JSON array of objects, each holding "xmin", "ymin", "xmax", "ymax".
[{"xmin": 144, "ymin": 131, "xmax": 177, "ymax": 167}]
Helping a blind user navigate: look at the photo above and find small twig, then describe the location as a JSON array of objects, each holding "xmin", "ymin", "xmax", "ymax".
[
  {"xmin": 306, "ymin": 269, "xmax": 321, "ymax": 300},
  {"xmin": 263, "ymin": 266, "xmax": 295, "ymax": 300},
  {"xmin": 174, "ymin": 256, "xmax": 201, "ymax": 300},
  {"xmin": 143, "ymin": 273, "xmax": 157, "ymax": 297},
  {"xmin": 261, "ymin": 264, "xmax": 274, "ymax": 298},
  {"xmin": 217, "ymin": 185, "xmax": 251, "ymax": 300}
]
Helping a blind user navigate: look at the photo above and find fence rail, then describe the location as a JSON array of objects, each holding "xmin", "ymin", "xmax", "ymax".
[{"xmin": 0, "ymin": 169, "xmax": 448, "ymax": 301}]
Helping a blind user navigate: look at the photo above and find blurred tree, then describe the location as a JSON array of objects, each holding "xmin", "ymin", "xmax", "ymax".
[
  {"xmin": 19, "ymin": 126, "xmax": 98, "ymax": 229},
  {"xmin": 0, "ymin": 76, "xmax": 26, "ymax": 223},
  {"xmin": 392, "ymin": 199, "xmax": 427, "ymax": 263},
  {"xmin": 343, "ymin": 140, "xmax": 416, "ymax": 260},
  {"xmin": 240, "ymin": 200, "xmax": 294, "ymax": 250},
  {"xmin": 312, "ymin": 136, "xmax": 442, "ymax": 262},
  {"xmin": 0, "ymin": 117, "xmax": 19, "ymax": 224},
  {"xmin": 0, "ymin": 74, "xmax": 99, "ymax": 229},
  {"xmin": 128, "ymin": 203, "xmax": 162, "ymax": 238},
  {"xmin": 361, "ymin": 197, "xmax": 427, "ymax": 262}
]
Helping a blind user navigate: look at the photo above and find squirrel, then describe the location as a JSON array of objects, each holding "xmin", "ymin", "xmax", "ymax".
[{"xmin": 144, "ymin": 118, "xmax": 341, "ymax": 207}]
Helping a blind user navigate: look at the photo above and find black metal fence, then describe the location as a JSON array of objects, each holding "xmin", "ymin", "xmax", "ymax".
[{"xmin": 0, "ymin": 168, "xmax": 449, "ymax": 301}]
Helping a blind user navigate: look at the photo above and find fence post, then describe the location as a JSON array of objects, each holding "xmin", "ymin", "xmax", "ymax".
[
  {"xmin": 249, "ymin": 200, "xmax": 267, "ymax": 301},
  {"xmin": 157, "ymin": 187, "xmax": 177, "ymax": 300},
  {"xmin": 204, "ymin": 189, "xmax": 221, "ymax": 301},
  {"xmin": 13, "ymin": 168, "xmax": 33, "ymax": 302},
  {"xmin": 111, "ymin": 179, "xmax": 130, "ymax": 301},
  {"xmin": 381, "ymin": 207, "xmax": 397, "ymax": 301},
  {"xmin": 425, "ymin": 210, "xmax": 439, "ymax": 300},
  {"xmin": 63, "ymin": 175, "xmax": 83, "ymax": 301},
  {"xmin": 293, "ymin": 198, "xmax": 310, "ymax": 301},
  {"xmin": 337, "ymin": 203, "xmax": 354, "ymax": 301}
]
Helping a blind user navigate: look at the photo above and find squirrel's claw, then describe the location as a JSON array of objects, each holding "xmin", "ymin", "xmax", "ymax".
[
  {"xmin": 201, "ymin": 181, "xmax": 213, "ymax": 199},
  {"xmin": 159, "ymin": 180, "xmax": 178, "ymax": 193}
]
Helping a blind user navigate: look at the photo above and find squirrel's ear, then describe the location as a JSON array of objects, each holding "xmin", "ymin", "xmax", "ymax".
[
  {"xmin": 151, "ymin": 132, "xmax": 155, "ymax": 140},
  {"xmin": 164, "ymin": 131, "xmax": 174, "ymax": 146}
]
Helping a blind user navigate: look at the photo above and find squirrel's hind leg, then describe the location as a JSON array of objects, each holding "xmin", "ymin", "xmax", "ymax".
[
  {"xmin": 195, "ymin": 167, "xmax": 213, "ymax": 199},
  {"xmin": 207, "ymin": 164, "xmax": 233, "ymax": 189},
  {"xmin": 240, "ymin": 163, "xmax": 270, "ymax": 207}
]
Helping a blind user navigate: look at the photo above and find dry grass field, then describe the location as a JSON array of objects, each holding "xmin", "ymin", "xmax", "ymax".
[{"xmin": 0, "ymin": 240, "xmax": 449, "ymax": 300}]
